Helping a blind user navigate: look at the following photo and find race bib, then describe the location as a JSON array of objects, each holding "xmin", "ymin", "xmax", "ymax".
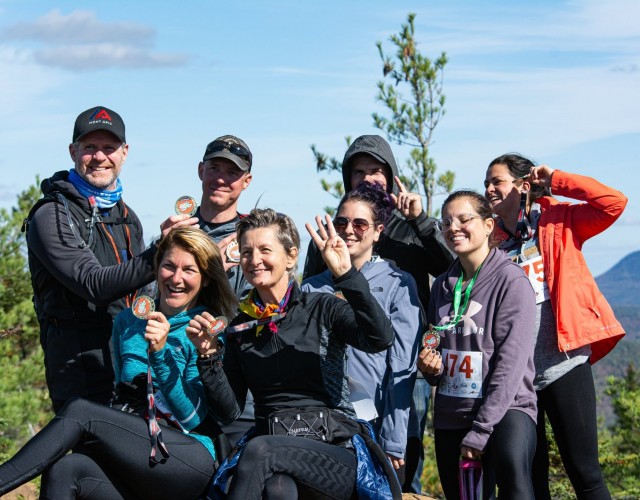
[
  {"xmin": 439, "ymin": 349, "xmax": 483, "ymax": 399},
  {"xmin": 519, "ymin": 255, "xmax": 550, "ymax": 304},
  {"xmin": 154, "ymin": 390, "xmax": 187, "ymax": 432}
]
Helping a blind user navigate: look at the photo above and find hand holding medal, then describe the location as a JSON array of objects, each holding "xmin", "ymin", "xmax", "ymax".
[
  {"xmin": 132, "ymin": 295, "xmax": 170, "ymax": 353},
  {"xmin": 418, "ymin": 335, "xmax": 443, "ymax": 377},
  {"xmin": 131, "ymin": 297, "xmax": 170, "ymax": 462},
  {"xmin": 207, "ymin": 315, "xmax": 228, "ymax": 338},
  {"xmin": 186, "ymin": 311, "xmax": 227, "ymax": 355}
]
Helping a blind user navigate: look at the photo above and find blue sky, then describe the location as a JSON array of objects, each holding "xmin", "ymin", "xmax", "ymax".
[{"xmin": 1, "ymin": 0, "xmax": 638, "ymax": 276}]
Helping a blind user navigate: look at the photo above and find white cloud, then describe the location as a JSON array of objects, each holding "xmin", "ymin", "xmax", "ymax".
[
  {"xmin": 1, "ymin": 9, "xmax": 188, "ymax": 71},
  {"xmin": 35, "ymin": 44, "xmax": 187, "ymax": 70},
  {"xmin": 3, "ymin": 9, "xmax": 153, "ymax": 44}
]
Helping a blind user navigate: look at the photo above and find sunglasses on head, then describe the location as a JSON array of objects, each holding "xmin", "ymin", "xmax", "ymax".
[
  {"xmin": 333, "ymin": 216, "xmax": 374, "ymax": 235},
  {"xmin": 208, "ymin": 140, "xmax": 252, "ymax": 166}
]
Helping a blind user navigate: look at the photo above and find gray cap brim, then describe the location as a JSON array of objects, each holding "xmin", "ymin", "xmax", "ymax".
[{"xmin": 203, "ymin": 151, "xmax": 251, "ymax": 171}]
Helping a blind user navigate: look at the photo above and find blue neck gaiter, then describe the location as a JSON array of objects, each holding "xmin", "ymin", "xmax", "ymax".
[{"xmin": 68, "ymin": 169, "xmax": 123, "ymax": 209}]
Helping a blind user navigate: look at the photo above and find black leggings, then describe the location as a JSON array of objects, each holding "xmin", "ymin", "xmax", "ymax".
[
  {"xmin": 435, "ymin": 409, "xmax": 536, "ymax": 500},
  {"xmin": 533, "ymin": 361, "xmax": 611, "ymax": 500},
  {"xmin": 0, "ymin": 398, "xmax": 215, "ymax": 500},
  {"xmin": 227, "ymin": 435, "xmax": 357, "ymax": 500}
]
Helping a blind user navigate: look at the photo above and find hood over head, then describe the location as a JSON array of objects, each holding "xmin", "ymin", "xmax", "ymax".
[{"xmin": 341, "ymin": 135, "xmax": 400, "ymax": 196}]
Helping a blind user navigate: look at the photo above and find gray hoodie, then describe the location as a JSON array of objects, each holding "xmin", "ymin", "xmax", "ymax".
[
  {"xmin": 425, "ymin": 247, "xmax": 537, "ymax": 452},
  {"xmin": 302, "ymin": 257, "xmax": 422, "ymax": 457}
]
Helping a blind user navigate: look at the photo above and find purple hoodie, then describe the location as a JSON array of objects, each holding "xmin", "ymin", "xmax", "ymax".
[{"xmin": 425, "ymin": 247, "xmax": 537, "ymax": 452}]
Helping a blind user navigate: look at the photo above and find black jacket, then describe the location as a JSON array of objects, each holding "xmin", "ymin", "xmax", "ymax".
[
  {"xmin": 197, "ymin": 268, "xmax": 395, "ymax": 428},
  {"xmin": 303, "ymin": 136, "xmax": 453, "ymax": 311},
  {"xmin": 26, "ymin": 171, "xmax": 155, "ymax": 402}
]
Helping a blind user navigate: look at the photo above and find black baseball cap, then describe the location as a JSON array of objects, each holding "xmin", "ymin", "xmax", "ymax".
[
  {"xmin": 202, "ymin": 135, "xmax": 252, "ymax": 172},
  {"xmin": 72, "ymin": 106, "xmax": 126, "ymax": 143}
]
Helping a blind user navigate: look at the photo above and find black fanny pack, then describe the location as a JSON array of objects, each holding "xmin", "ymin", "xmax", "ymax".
[
  {"xmin": 268, "ymin": 407, "xmax": 331, "ymax": 441},
  {"xmin": 266, "ymin": 407, "xmax": 360, "ymax": 446}
]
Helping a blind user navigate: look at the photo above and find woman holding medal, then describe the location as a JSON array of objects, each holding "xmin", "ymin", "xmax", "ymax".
[
  {"xmin": 484, "ymin": 154, "xmax": 627, "ymax": 500},
  {"xmin": 0, "ymin": 226, "xmax": 238, "ymax": 499},
  {"xmin": 418, "ymin": 190, "xmax": 537, "ymax": 499},
  {"xmin": 189, "ymin": 208, "xmax": 398, "ymax": 500},
  {"xmin": 301, "ymin": 181, "xmax": 422, "ymax": 479}
]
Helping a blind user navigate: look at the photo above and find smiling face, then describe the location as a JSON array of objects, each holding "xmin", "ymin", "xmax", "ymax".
[
  {"xmin": 69, "ymin": 130, "xmax": 128, "ymax": 190},
  {"xmin": 240, "ymin": 226, "xmax": 297, "ymax": 302},
  {"xmin": 198, "ymin": 157, "xmax": 252, "ymax": 214},
  {"xmin": 441, "ymin": 197, "xmax": 494, "ymax": 261},
  {"xmin": 335, "ymin": 200, "xmax": 383, "ymax": 270},
  {"xmin": 157, "ymin": 246, "xmax": 206, "ymax": 316},
  {"xmin": 484, "ymin": 163, "xmax": 529, "ymax": 220}
]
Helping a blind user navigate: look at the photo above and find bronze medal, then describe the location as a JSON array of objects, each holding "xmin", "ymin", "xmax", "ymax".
[
  {"xmin": 207, "ymin": 316, "xmax": 229, "ymax": 337},
  {"xmin": 175, "ymin": 196, "xmax": 197, "ymax": 216},
  {"xmin": 132, "ymin": 295, "xmax": 155, "ymax": 320},
  {"xmin": 225, "ymin": 238, "xmax": 240, "ymax": 263},
  {"xmin": 422, "ymin": 326, "xmax": 440, "ymax": 349},
  {"xmin": 334, "ymin": 290, "xmax": 346, "ymax": 301}
]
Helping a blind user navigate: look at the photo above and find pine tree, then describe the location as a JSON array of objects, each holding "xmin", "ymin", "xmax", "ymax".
[
  {"xmin": 312, "ymin": 13, "xmax": 453, "ymax": 216},
  {"xmin": 0, "ymin": 180, "xmax": 52, "ymax": 459}
]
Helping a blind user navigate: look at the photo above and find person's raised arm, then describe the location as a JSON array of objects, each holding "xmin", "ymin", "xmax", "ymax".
[{"xmin": 305, "ymin": 216, "xmax": 394, "ymax": 353}]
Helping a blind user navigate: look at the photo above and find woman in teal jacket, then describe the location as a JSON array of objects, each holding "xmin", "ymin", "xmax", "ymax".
[{"xmin": 0, "ymin": 227, "xmax": 237, "ymax": 499}]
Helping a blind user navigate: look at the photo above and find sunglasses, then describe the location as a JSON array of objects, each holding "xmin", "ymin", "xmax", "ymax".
[
  {"xmin": 207, "ymin": 140, "xmax": 252, "ymax": 167},
  {"xmin": 333, "ymin": 216, "xmax": 374, "ymax": 235}
]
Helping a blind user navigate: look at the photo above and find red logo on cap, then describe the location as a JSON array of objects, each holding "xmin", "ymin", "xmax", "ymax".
[{"xmin": 90, "ymin": 109, "xmax": 112, "ymax": 122}]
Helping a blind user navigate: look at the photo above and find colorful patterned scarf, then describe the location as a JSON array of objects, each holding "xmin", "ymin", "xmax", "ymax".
[{"xmin": 239, "ymin": 280, "xmax": 294, "ymax": 335}]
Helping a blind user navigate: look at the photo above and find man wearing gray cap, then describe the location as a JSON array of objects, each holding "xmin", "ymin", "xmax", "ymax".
[
  {"xmin": 196, "ymin": 135, "xmax": 253, "ymax": 299},
  {"xmin": 24, "ymin": 106, "xmax": 193, "ymax": 412},
  {"xmin": 194, "ymin": 135, "xmax": 255, "ymax": 449}
]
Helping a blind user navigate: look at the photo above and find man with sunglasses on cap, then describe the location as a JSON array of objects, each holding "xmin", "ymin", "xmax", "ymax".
[
  {"xmin": 195, "ymin": 135, "xmax": 255, "ymax": 449},
  {"xmin": 302, "ymin": 134, "xmax": 453, "ymax": 493},
  {"xmin": 24, "ymin": 106, "xmax": 195, "ymax": 412},
  {"xmin": 196, "ymin": 135, "xmax": 253, "ymax": 299}
]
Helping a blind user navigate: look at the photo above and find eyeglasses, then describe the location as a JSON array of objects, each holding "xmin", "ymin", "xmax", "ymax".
[
  {"xmin": 333, "ymin": 216, "xmax": 374, "ymax": 235},
  {"xmin": 437, "ymin": 213, "xmax": 482, "ymax": 231},
  {"xmin": 206, "ymin": 140, "xmax": 252, "ymax": 167}
]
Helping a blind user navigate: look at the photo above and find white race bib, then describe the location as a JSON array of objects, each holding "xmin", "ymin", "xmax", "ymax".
[
  {"xmin": 518, "ymin": 255, "xmax": 550, "ymax": 304},
  {"xmin": 154, "ymin": 390, "xmax": 187, "ymax": 432},
  {"xmin": 439, "ymin": 349, "xmax": 483, "ymax": 399}
]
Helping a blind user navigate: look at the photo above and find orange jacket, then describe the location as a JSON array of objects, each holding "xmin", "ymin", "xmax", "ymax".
[{"xmin": 536, "ymin": 170, "xmax": 627, "ymax": 363}]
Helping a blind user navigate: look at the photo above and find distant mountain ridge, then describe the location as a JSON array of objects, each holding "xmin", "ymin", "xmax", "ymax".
[{"xmin": 596, "ymin": 250, "xmax": 640, "ymax": 306}]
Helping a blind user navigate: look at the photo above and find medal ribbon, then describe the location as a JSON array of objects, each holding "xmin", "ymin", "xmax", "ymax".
[
  {"xmin": 226, "ymin": 313, "xmax": 287, "ymax": 334},
  {"xmin": 433, "ymin": 264, "xmax": 483, "ymax": 332},
  {"xmin": 146, "ymin": 345, "xmax": 169, "ymax": 464},
  {"xmin": 514, "ymin": 191, "xmax": 533, "ymax": 241}
]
